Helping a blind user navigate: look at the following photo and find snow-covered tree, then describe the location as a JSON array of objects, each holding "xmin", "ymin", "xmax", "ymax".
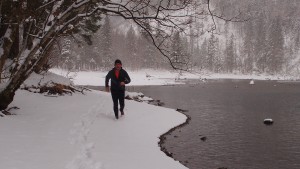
[
  {"xmin": 255, "ymin": 14, "xmax": 268, "ymax": 73},
  {"xmin": 242, "ymin": 20, "xmax": 255, "ymax": 73},
  {"xmin": 198, "ymin": 38, "xmax": 208, "ymax": 69},
  {"xmin": 294, "ymin": 32, "xmax": 300, "ymax": 55},
  {"xmin": 213, "ymin": 38, "xmax": 223, "ymax": 73},
  {"xmin": 207, "ymin": 33, "xmax": 218, "ymax": 72},
  {"xmin": 111, "ymin": 30, "xmax": 126, "ymax": 66},
  {"xmin": 98, "ymin": 16, "xmax": 113, "ymax": 69},
  {"xmin": 170, "ymin": 31, "xmax": 191, "ymax": 69},
  {"xmin": 266, "ymin": 17, "xmax": 284, "ymax": 74},
  {"xmin": 225, "ymin": 34, "xmax": 236, "ymax": 73},
  {"xmin": 125, "ymin": 26, "xmax": 138, "ymax": 69}
]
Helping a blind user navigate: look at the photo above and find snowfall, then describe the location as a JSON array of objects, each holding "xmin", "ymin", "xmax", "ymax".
[{"xmin": 0, "ymin": 68, "xmax": 298, "ymax": 169}]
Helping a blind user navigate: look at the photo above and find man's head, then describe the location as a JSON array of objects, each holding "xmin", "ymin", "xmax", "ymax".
[{"xmin": 114, "ymin": 59, "xmax": 122, "ymax": 70}]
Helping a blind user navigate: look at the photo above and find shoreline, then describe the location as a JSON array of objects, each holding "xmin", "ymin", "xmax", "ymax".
[
  {"xmin": 83, "ymin": 84, "xmax": 192, "ymax": 166},
  {"xmin": 50, "ymin": 68, "xmax": 300, "ymax": 87},
  {"xmin": 158, "ymin": 111, "xmax": 191, "ymax": 167}
]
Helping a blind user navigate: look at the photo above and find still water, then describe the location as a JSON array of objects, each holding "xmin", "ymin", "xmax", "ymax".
[{"xmin": 128, "ymin": 80, "xmax": 300, "ymax": 169}]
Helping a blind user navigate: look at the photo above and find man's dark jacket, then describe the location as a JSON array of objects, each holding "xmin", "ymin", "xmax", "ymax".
[{"xmin": 105, "ymin": 68, "xmax": 131, "ymax": 91}]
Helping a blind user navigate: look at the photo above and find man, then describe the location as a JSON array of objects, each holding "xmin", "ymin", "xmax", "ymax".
[{"xmin": 105, "ymin": 59, "xmax": 131, "ymax": 119}]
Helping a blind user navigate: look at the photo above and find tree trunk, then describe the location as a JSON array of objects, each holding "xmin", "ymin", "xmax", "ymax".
[
  {"xmin": 0, "ymin": 41, "xmax": 40, "ymax": 111},
  {"xmin": 0, "ymin": 26, "xmax": 18, "ymax": 83},
  {"xmin": 0, "ymin": 65, "xmax": 31, "ymax": 110},
  {"xmin": 0, "ymin": 87, "xmax": 16, "ymax": 110}
]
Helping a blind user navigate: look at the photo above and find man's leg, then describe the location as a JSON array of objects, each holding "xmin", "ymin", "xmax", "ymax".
[
  {"xmin": 111, "ymin": 91, "xmax": 119, "ymax": 119},
  {"xmin": 119, "ymin": 91, "xmax": 125, "ymax": 115}
]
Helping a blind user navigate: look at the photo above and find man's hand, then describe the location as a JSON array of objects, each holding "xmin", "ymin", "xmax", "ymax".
[
  {"xmin": 105, "ymin": 87, "xmax": 110, "ymax": 92},
  {"xmin": 120, "ymin": 82, "xmax": 125, "ymax": 86}
]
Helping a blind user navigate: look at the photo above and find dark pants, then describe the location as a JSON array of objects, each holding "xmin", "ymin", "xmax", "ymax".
[{"xmin": 111, "ymin": 90, "xmax": 125, "ymax": 118}]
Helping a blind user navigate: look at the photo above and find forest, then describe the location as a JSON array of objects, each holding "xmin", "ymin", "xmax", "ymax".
[{"xmin": 53, "ymin": 0, "xmax": 300, "ymax": 76}]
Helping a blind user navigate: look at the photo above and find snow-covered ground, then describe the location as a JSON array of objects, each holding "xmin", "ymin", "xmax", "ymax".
[
  {"xmin": 50, "ymin": 68, "xmax": 299, "ymax": 86},
  {"xmin": 1, "ymin": 68, "xmax": 299, "ymax": 169},
  {"xmin": 0, "ymin": 72, "xmax": 187, "ymax": 169}
]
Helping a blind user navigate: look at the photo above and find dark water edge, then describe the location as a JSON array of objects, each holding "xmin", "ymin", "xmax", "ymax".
[
  {"xmin": 127, "ymin": 80, "xmax": 300, "ymax": 169},
  {"xmin": 158, "ymin": 110, "xmax": 191, "ymax": 164},
  {"xmin": 85, "ymin": 80, "xmax": 300, "ymax": 169}
]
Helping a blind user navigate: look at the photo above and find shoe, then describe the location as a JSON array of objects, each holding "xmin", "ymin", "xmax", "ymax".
[
  {"xmin": 121, "ymin": 111, "xmax": 124, "ymax": 116},
  {"xmin": 115, "ymin": 115, "xmax": 119, "ymax": 119}
]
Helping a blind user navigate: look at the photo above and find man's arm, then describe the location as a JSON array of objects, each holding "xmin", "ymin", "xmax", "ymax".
[
  {"xmin": 105, "ymin": 71, "xmax": 111, "ymax": 92},
  {"xmin": 105, "ymin": 71, "xmax": 112, "ymax": 87},
  {"xmin": 124, "ymin": 71, "xmax": 131, "ymax": 84}
]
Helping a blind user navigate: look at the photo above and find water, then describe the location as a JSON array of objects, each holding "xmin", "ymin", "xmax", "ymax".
[{"xmin": 127, "ymin": 80, "xmax": 300, "ymax": 169}]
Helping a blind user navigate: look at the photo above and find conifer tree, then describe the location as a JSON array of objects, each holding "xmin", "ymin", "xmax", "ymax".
[
  {"xmin": 207, "ymin": 34, "xmax": 218, "ymax": 72},
  {"xmin": 126, "ymin": 26, "xmax": 138, "ymax": 69},
  {"xmin": 266, "ymin": 17, "xmax": 284, "ymax": 73},
  {"xmin": 225, "ymin": 34, "xmax": 236, "ymax": 73},
  {"xmin": 139, "ymin": 13, "xmax": 157, "ymax": 68},
  {"xmin": 294, "ymin": 31, "xmax": 300, "ymax": 56},
  {"xmin": 242, "ymin": 20, "xmax": 255, "ymax": 73},
  {"xmin": 98, "ymin": 16, "xmax": 113, "ymax": 69},
  {"xmin": 255, "ymin": 14, "xmax": 267, "ymax": 73},
  {"xmin": 171, "ymin": 31, "xmax": 187, "ymax": 68},
  {"xmin": 213, "ymin": 38, "xmax": 223, "ymax": 72},
  {"xmin": 199, "ymin": 38, "xmax": 208, "ymax": 70}
]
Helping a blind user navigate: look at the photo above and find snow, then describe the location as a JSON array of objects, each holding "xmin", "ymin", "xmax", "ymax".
[
  {"xmin": 125, "ymin": 91, "xmax": 153, "ymax": 102},
  {"xmin": 0, "ymin": 72, "xmax": 187, "ymax": 169},
  {"xmin": 23, "ymin": 72, "xmax": 73, "ymax": 87},
  {"xmin": 50, "ymin": 68, "xmax": 298, "ymax": 87},
  {"xmin": 50, "ymin": 68, "xmax": 191, "ymax": 86},
  {"xmin": 264, "ymin": 118, "xmax": 273, "ymax": 122}
]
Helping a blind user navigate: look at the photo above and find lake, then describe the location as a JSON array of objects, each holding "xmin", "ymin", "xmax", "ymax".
[{"xmin": 127, "ymin": 79, "xmax": 300, "ymax": 169}]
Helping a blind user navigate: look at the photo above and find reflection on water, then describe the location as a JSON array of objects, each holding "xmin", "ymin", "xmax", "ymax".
[{"xmin": 129, "ymin": 80, "xmax": 300, "ymax": 169}]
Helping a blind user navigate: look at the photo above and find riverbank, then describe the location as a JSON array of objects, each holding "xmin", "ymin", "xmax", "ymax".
[{"xmin": 0, "ymin": 72, "xmax": 188, "ymax": 169}]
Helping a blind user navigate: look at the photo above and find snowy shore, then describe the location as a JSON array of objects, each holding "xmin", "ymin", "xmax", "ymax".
[
  {"xmin": 50, "ymin": 68, "xmax": 299, "ymax": 86},
  {"xmin": 0, "ymin": 72, "xmax": 188, "ymax": 169}
]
